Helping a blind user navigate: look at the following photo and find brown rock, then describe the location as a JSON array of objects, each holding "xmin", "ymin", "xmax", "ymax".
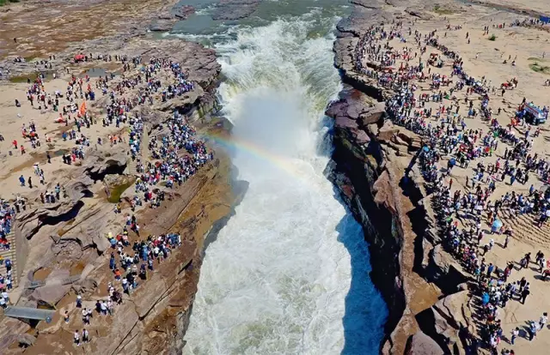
[
  {"xmin": 359, "ymin": 103, "xmax": 385, "ymax": 126},
  {"xmin": 92, "ymin": 234, "xmax": 110, "ymax": 254},
  {"xmin": 406, "ymin": 331, "xmax": 445, "ymax": 355},
  {"xmin": 132, "ymin": 272, "xmax": 168, "ymax": 318},
  {"xmin": 377, "ymin": 120, "xmax": 399, "ymax": 143},
  {"xmin": 18, "ymin": 333, "xmax": 36, "ymax": 347},
  {"xmin": 355, "ymin": 130, "xmax": 371, "ymax": 144},
  {"xmin": 335, "ymin": 116, "xmax": 359, "ymax": 129},
  {"xmin": 30, "ymin": 284, "xmax": 71, "ymax": 306}
]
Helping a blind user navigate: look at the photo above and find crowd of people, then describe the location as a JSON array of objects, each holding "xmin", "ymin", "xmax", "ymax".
[
  {"xmin": 355, "ymin": 20, "xmax": 550, "ymax": 353},
  {"xmin": 0, "ymin": 49, "xmax": 215, "ymax": 349}
]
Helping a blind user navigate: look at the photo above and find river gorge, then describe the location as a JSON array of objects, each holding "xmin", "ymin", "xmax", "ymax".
[{"xmin": 170, "ymin": 1, "xmax": 388, "ymax": 354}]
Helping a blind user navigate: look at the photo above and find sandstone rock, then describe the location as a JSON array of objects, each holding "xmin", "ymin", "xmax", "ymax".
[
  {"xmin": 359, "ymin": 103, "xmax": 385, "ymax": 126},
  {"xmin": 397, "ymin": 130, "xmax": 418, "ymax": 146},
  {"xmin": 132, "ymin": 272, "xmax": 168, "ymax": 318},
  {"xmin": 378, "ymin": 120, "xmax": 399, "ymax": 143},
  {"xmin": 335, "ymin": 116, "xmax": 359, "ymax": 129},
  {"xmin": 30, "ymin": 284, "xmax": 71, "ymax": 306},
  {"xmin": 406, "ymin": 330, "xmax": 445, "ymax": 355},
  {"xmin": 72, "ymin": 278, "xmax": 98, "ymax": 297},
  {"xmin": 433, "ymin": 290, "xmax": 472, "ymax": 330},
  {"xmin": 355, "ymin": 130, "xmax": 370, "ymax": 144},
  {"xmin": 429, "ymin": 290, "xmax": 474, "ymax": 353},
  {"xmin": 428, "ymin": 244, "xmax": 470, "ymax": 292},
  {"xmin": 94, "ymin": 302, "xmax": 140, "ymax": 355},
  {"xmin": 18, "ymin": 334, "xmax": 36, "ymax": 347},
  {"xmin": 405, "ymin": 6, "xmax": 434, "ymax": 20},
  {"xmin": 351, "ymin": 0, "xmax": 382, "ymax": 10},
  {"xmin": 51, "ymin": 239, "xmax": 84, "ymax": 260},
  {"xmin": 421, "ymin": 238, "xmax": 434, "ymax": 270},
  {"xmin": 430, "ymin": 244, "xmax": 456, "ymax": 275},
  {"xmin": 92, "ymin": 234, "xmax": 110, "ymax": 254},
  {"xmin": 367, "ymin": 122, "xmax": 380, "ymax": 136},
  {"xmin": 155, "ymin": 86, "xmax": 204, "ymax": 112},
  {"xmin": 84, "ymin": 150, "xmax": 128, "ymax": 179},
  {"xmin": 45, "ymin": 268, "xmax": 70, "ymax": 284}
]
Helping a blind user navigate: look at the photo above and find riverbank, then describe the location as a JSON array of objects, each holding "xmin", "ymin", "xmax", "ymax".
[
  {"xmin": 0, "ymin": 1, "xmax": 251, "ymax": 353},
  {"xmin": 328, "ymin": 0, "xmax": 550, "ymax": 353}
]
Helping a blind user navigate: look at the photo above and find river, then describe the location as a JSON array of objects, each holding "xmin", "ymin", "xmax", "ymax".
[{"xmin": 169, "ymin": 1, "xmax": 388, "ymax": 354}]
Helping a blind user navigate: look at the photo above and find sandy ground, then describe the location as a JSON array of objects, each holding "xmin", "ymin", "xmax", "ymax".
[
  {"xmin": 0, "ymin": 0, "xmax": 178, "ymax": 60},
  {"xmin": 374, "ymin": 3, "xmax": 550, "ymax": 353},
  {"xmin": 0, "ymin": 74, "xmax": 127, "ymax": 204}
]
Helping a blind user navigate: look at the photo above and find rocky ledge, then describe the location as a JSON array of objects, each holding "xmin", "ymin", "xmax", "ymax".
[
  {"xmin": 0, "ymin": 37, "xmax": 247, "ymax": 354},
  {"xmin": 326, "ymin": 1, "xmax": 474, "ymax": 354}
]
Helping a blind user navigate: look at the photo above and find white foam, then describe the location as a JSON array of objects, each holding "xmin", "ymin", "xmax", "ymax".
[{"xmin": 184, "ymin": 16, "xmax": 386, "ymax": 355}]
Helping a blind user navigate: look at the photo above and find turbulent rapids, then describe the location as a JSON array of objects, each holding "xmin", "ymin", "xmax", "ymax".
[{"xmin": 183, "ymin": 13, "xmax": 387, "ymax": 355}]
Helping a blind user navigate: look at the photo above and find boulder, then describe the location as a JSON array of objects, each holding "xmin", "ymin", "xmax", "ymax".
[
  {"xmin": 355, "ymin": 130, "xmax": 371, "ymax": 144},
  {"xmin": 51, "ymin": 238, "xmax": 84, "ymax": 260},
  {"xmin": 72, "ymin": 278, "xmax": 98, "ymax": 297},
  {"xmin": 84, "ymin": 150, "xmax": 128, "ymax": 179},
  {"xmin": 406, "ymin": 331, "xmax": 445, "ymax": 355},
  {"xmin": 174, "ymin": 5, "xmax": 195, "ymax": 19},
  {"xmin": 377, "ymin": 120, "xmax": 399, "ymax": 143},
  {"xmin": 18, "ymin": 334, "xmax": 36, "ymax": 347},
  {"xmin": 359, "ymin": 103, "xmax": 385, "ymax": 126},
  {"xmin": 92, "ymin": 234, "xmax": 111, "ymax": 253},
  {"xmin": 335, "ymin": 116, "xmax": 359, "ymax": 129},
  {"xmin": 30, "ymin": 284, "xmax": 71, "ymax": 306},
  {"xmin": 433, "ymin": 290, "xmax": 472, "ymax": 331},
  {"xmin": 211, "ymin": 0, "xmax": 260, "ymax": 20},
  {"xmin": 149, "ymin": 20, "xmax": 173, "ymax": 32}
]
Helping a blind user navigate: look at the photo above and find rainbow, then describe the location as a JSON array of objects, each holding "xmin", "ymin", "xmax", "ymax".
[{"xmin": 204, "ymin": 132, "xmax": 302, "ymax": 178}]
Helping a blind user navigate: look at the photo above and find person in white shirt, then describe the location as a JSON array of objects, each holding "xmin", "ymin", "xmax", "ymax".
[
  {"xmin": 539, "ymin": 312, "xmax": 548, "ymax": 330},
  {"xmin": 74, "ymin": 330, "xmax": 80, "ymax": 346}
]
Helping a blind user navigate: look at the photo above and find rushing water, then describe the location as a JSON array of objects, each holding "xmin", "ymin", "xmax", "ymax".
[{"xmin": 176, "ymin": 2, "xmax": 388, "ymax": 354}]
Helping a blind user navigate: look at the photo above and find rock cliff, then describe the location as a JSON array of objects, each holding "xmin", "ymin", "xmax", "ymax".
[
  {"xmin": 0, "ymin": 38, "xmax": 247, "ymax": 355},
  {"xmin": 326, "ymin": 1, "xmax": 473, "ymax": 354}
]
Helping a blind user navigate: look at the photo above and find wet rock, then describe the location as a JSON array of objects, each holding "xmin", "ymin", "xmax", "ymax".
[
  {"xmin": 174, "ymin": 5, "xmax": 195, "ymax": 19},
  {"xmin": 149, "ymin": 20, "xmax": 173, "ymax": 32},
  {"xmin": 212, "ymin": 0, "xmax": 260, "ymax": 21},
  {"xmin": 406, "ymin": 330, "xmax": 445, "ymax": 355}
]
